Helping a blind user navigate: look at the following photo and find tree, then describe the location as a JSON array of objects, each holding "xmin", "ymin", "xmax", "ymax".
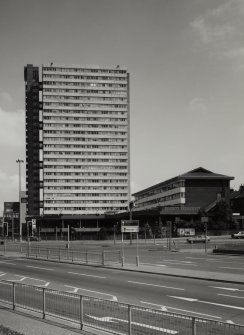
[{"xmin": 210, "ymin": 200, "xmax": 232, "ymax": 230}]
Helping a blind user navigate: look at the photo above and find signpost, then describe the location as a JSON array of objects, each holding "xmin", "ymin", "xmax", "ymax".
[
  {"xmin": 201, "ymin": 216, "xmax": 209, "ymax": 253},
  {"xmin": 121, "ymin": 220, "xmax": 139, "ymax": 266}
]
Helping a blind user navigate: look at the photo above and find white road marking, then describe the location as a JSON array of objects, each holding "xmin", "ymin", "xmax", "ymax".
[
  {"xmin": 6, "ymin": 274, "xmax": 50, "ymax": 287},
  {"xmin": 218, "ymin": 294, "xmax": 244, "ymax": 299},
  {"xmin": 209, "ymin": 286, "xmax": 244, "ymax": 292},
  {"xmin": 7, "ymin": 275, "xmax": 26, "ymax": 282},
  {"xmin": 163, "ymin": 260, "xmax": 193, "ymax": 264},
  {"xmin": 0, "ymin": 261, "xmax": 16, "ymax": 265},
  {"xmin": 140, "ymin": 301, "xmax": 168, "ymax": 311},
  {"xmin": 168, "ymin": 296, "xmax": 244, "ymax": 311},
  {"xmin": 68, "ymin": 271, "xmax": 106, "ymax": 279},
  {"xmin": 168, "ymin": 296, "xmax": 197, "ymax": 302},
  {"xmin": 64, "ymin": 285, "xmax": 117, "ymax": 301},
  {"xmin": 219, "ymin": 267, "xmax": 244, "ymax": 270},
  {"xmin": 24, "ymin": 276, "xmax": 49, "ymax": 283},
  {"xmin": 128, "ymin": 281, "xmax": 184, "ymax": 291},
  {"xmin": 185, "ymin": 257, "xmax": 206, "ymax": 260},
  {"xmin": 26, "ymin": 266, "xmax": 54, "ymax": 271},
  {"xmin": 163, "ymin": 306, "xmax": 222, "ymax": 319},
  {"xmin": 141, "ymin": 263, "xmax": 167, "ymax": 267},
  {"xmin": 86, "ymin": 315, "xmax": 178, "ymax": 334},
  {"xmin": 0, "ymin": 273, "xmax": 6, "ymax": 277},
  {"xmin": 160, "ymin": 262, "xmax": 196, "ymax": 266}
]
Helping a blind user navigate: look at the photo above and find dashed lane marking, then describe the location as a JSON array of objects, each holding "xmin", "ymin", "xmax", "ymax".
[
  {"xmin": 219, "ymin": 266, "xmax": 244, "ymax": 270},
  {"xmin": 209, "ymin": 286, "xmax": 244, "ymax": 292},
  {"xmin": 140, "ymin": 301, "xmax": 222, "ymax": 319},
  {"xmin": 64, "ymin": 285, "xmax": 117, "ymax": 301},
  {"xmin": 68, "ymin": 271, "xmax": 106, "ymax": 279},
  {"xmin": 218, "ymin": 294, "xmax": 244, "ymax": 299},
  {"xmin": 162, "ymin": 260, "xmax": 193, "ymax": 264},
  {"xmin": 168, "ymin": 296, "xmax": 244, "ymax": 311},
  {"xmin": 128, "ymin": 281, "xmax": 184, "ymax": 291},
  {"xmin": 26, "ymin": 266, "xmax": 54, "ymax": 271},
  {"xmin": 0, "ymin": 261, "xmax": 16, "ymax": 265},
  {"xmin": 140, "ymin": 263, "xmax": 167, "ymax": 267},
  {"xmin": 140, "ymin": 301, "xmax": 168, "ymax": 311}
]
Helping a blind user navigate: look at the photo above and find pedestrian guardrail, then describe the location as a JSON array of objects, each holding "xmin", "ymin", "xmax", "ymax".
[
  {"xmin": 20, "ymin": 246, "xmax": 122, "ymax": 267},
  {"xmin": 0, "ymin": 280, "xmax": 243, "ymax": 335}
]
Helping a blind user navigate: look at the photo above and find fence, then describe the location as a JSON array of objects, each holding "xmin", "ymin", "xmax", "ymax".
[
  {"xmin": 0, "ymin": 280, "xmax": 243, "ymax": 335},
  {"xmin": 20, "ymin": 245, "xmax": 122, "ymax": 267}
]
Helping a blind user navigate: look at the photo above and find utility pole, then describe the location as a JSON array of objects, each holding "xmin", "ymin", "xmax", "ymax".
[
  {"xmin": 129, "ymin": 200, "xmax": 134, "ymax": 245},
  {"xmin": 16, "ymin": 159, "xmax": 24, "ymax": 242}
]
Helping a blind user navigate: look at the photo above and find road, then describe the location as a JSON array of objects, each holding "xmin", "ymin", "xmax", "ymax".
[
  {"xmin": 0, "ymin": 255, "xmax": 244, "ymax": 326},
  {"xmin": 3, "ymin": 236, "xmax": 244, "ymax": 274}
]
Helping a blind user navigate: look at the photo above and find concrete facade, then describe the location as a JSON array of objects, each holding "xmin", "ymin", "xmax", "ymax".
[
  {"xmin": 25, "ymin": 63, "xmax": 130, "ymax": 217},
  {"xmin": 133, "ymin": 167, "xmax": 234, "ymax": 212}
]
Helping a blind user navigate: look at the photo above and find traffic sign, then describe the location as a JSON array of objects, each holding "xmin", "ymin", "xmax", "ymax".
[
  {"xmin": 121, "ymin": 220, "xmax": 139, "ymax": 233},
  {"xmin": 121, "ymin": 226, "xmax": 139, "ymax": 233}
]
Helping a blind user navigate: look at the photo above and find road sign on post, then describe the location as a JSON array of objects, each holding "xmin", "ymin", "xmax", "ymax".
[
  {"xmin": 121, "ymin": 220, "xmax": 139, "ymax": 233},
  {"xmin": 121, "ymin": 220, "xmax": 140, "ymax": 267}
]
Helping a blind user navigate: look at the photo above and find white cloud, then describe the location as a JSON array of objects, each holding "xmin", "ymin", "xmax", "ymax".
[
  {"xmin": 222, "ymin": 47, "xmax": 244, "ymax": 69},
  {"xmin": 0, "ymin": 92, "xmax": 13, "ymax": 109},
  {"xmin": 0, "ymin": 169, "xmax": 25, "ymax": 214},
  {"xmin": 191, "ymin": 17, "xmax": 234, "ymax": 45},
  {"xmin": 189, "ymin": 98, "xmax": 207, "ymax": 115},
  {"xmin": 0, "ymin": 106, "xmax": 25, "ymax": 148},
  {"xmin": 190, "ymin": 0, "xmax": 244, "ymax": 67},
  {"xmin": 0, "ymin": 95, "xmax": 26, "ymax": 215}
]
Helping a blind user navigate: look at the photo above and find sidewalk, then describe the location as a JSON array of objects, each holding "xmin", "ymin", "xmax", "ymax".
[{"xmin": 0, "ymin": 304, "xmax": 108, "ymax": 335}]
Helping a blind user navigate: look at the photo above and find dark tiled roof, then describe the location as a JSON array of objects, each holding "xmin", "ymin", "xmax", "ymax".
[
  {"xmin": 179, "ymin": 167, "xmax": 234, "ymax": 180},
  {"xmin": 133, "ymin": 167, "xmax": 234, "ymax": 196}
]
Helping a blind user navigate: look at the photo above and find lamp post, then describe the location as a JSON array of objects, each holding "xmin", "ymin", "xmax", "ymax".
[{"xmin": 16, "ymin": 159, "xmax": 24, "ymax": 242}]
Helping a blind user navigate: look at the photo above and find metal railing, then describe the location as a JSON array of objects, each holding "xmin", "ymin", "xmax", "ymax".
[
  {"xmin": 20, "ymin": 246, "xmax": 122, "ymax": 267},
  {"xmin": 0, "ymin": 280, "xmax": 244, "ymax": 335}
]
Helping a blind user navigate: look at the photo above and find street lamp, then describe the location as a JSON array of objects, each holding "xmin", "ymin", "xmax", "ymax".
[{"xmin": 16, "ymin": 159, "xmax": 24, "ymax": 242}]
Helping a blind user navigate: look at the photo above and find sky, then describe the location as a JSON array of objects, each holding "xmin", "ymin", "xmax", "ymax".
[{"xmin": 0, "ymin": 0, "xmax": 244, "ymax": 213}]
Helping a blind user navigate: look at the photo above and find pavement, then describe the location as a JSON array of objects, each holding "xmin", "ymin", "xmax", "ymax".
[
  {"xmin": 0, "ymin": 305, "xmax": 100, "ymax": 335},
  {"xmin": 0, "ymin": 248, "xmax": 244, "ymax": 334}
]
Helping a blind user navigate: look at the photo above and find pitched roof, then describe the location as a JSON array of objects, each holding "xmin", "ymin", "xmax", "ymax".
[
  {"xmin": 178, "ymin": 167, "xmax": 234, "ymax": 180},
  {"xmin": 133, "ymin": 167, "xmax": 234, "ymax": 196}
]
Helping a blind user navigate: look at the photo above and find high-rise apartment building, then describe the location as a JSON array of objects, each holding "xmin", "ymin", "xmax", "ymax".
[{"xmin": 25, "ymin": 63, "xmax": 130, "ymax": 217}]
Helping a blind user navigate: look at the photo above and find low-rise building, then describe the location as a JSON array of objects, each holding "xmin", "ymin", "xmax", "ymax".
[{"xmin": 131, "ymin": 167, "xmax": 234, "ymax": 235}]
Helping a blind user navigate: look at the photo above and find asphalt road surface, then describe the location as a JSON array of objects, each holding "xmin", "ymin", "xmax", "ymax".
[{"xmin": 0, "ymin": 255, "xmax": 244, "ymax": 326}]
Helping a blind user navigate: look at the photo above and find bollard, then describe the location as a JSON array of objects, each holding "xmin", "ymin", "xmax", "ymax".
[
  {"xmin": 42, "ymin": 288, "xmax": 46, "ymax": 319},
  {"xmin": 128, "ymin": 305, "xmax": 132, "ymax": 335},
  {"xmin": 80, "ymin": 295, "xmax": 84, "ymax": 330},
  {"xmin": 192, "ymin": 317, "xmax": 196, "ymax": 335},
  {"xmin": 12, "ymin": 282, "xmax": 15, "ymax": 310}
]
